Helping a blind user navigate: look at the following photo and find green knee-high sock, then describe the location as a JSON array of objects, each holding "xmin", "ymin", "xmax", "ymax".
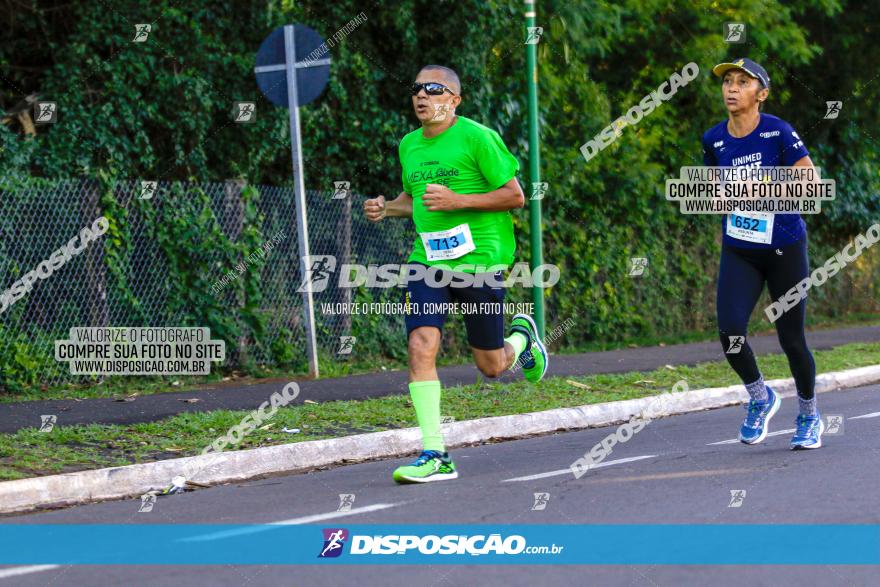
[
  {"xmin": 505, "ymin": 331, "xmax": 528, "ymax": 358},
  {"xmin": 409, "ymin": 380, "xmax": 444, "ymax": 452}
]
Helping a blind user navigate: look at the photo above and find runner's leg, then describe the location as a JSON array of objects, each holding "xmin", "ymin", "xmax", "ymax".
[
  {"xmin": 719, "ymin": 243, "xmax": 784, "ymax": 444},
  {"xmin": 451, "ymin": 269, "xmax": 518, "ymax": 377},
  {"xmin": 455, "ymin": 268, "xmax": 545, "ymax": 380},
  {"xmin": 393, "ymin": 265, "xmax": 459, "ymax": 482},
  {"xmin": 408, "ymin": 326, "xmax": 445, "ymax": 451},
  {"xmin": 717, "ymin": 242, "xmax": 767, "ymax": 396},
  {"xmin": 404, "ymin": 264, "xmax": 451, "ymax": 452},
  {"xmin": 766, "ymin": 239, "xmax": 816, "ymax": 415}
]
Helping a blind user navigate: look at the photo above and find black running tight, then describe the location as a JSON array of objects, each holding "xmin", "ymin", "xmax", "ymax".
[{"xmin": 716, "ymin": 239, "xmax": 816, "ymax": 400}]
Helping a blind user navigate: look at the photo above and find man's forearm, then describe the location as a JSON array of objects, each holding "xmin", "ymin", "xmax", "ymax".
[
  {"xmin": 385, "ymin": 192, "xmax": 413, "ymax": 218},
  {"xmin": 457, "ymin": 183, "xmax": 524, "ymax": 212}
]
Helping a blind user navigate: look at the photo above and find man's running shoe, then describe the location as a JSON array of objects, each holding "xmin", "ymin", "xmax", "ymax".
[
  {"xmin": 739, "ymin": 386, "xmax": 781, "ymax": 444},
  {"xmin": 392, "ymin": 450, "xmax": 458, "ymax": 484},
  {"xmin": 790, "ymin": 413, "xmax": 824, "ymax": 450},
  {"xmin": 509, "ymin": 313, "xmax": 548, "ymax": 383}
]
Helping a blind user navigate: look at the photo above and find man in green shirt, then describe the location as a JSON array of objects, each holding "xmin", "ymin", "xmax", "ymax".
[{"xmin": 364, "ymin": 65, "xmax": 548, "ymax": 484}]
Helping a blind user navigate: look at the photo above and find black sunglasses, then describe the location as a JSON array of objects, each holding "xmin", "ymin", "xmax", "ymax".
[{"xmin": 410, "ymin": 82, "xmax": 455, "ymax": 96}]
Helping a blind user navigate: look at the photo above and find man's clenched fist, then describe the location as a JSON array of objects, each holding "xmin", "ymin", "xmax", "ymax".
[
  {"xmin": 422, "ymin": 183, "xmax": 462, "ymax": 211},
  {"xmin": 364, "ymin": 195, "xmax": 387, "ymax": 222}
]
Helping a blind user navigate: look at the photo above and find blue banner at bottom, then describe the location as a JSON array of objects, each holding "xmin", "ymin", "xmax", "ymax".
[{"xmin": 0, "ymin": 524, "xmax": 878, "ymax": 565}]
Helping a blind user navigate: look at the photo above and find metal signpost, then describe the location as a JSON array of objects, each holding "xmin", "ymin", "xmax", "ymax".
[
  {"xmin": 524, "ymin": 2, "xmax": 545, "ymax": 337},
  {"xmin": 255, "ymin": 24, "xmax": 330, "ymax": 378}
]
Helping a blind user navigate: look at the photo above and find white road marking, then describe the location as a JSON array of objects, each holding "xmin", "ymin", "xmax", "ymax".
[
  {"xmin": 707, "ymin": 428, "xmax": 795, "ymax": 445},
  {"xmin": 180, "ymin": 502, "xmax": 400, "ymax": 542},
  {"xmin": 501, "ymin": 455, "xmax": 657, "ymax": 483},
  {"xmin": 0, "ymin": 565, "xmax": 60, "ymax": 580},
  {"xmin": 849, "ymin": 411, "xmax": 880, "ymax": 420}
]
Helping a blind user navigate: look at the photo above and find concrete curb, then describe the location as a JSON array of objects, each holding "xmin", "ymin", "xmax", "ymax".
[{"xmin": 1, "ymin": 364, "xmax": 878, "ymax": 514}]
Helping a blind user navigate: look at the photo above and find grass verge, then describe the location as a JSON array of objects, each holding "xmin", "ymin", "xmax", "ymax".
[
  {"xmin": 0, "ymin": 341, "xmax": 878, "ymax": 481},
  {"xmin": 3, "ymin": 313, "xmax": 879, "ymax": 403}
]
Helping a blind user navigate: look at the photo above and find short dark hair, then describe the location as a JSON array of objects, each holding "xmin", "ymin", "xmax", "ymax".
[{"xmin": 419, "ymin": 65, "xmax": 461, "ymax": 94}]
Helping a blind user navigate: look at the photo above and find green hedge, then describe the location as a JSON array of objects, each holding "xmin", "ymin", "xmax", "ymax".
[{"xmin": 1, "ymin": 0, "xmax": 878, "ymax": 390}]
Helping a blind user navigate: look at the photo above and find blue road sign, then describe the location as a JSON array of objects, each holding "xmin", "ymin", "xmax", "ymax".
[
  {"xmin": 252, "ymin": 24, "xmax": 330, "ymax": 378},
  {"xmin": 254, "ymin": 24, "xmax": 330, "ymax": 107}
]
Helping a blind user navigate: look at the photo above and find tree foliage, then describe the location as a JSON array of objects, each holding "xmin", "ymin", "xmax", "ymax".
[{"xmin": 1, "ymin": 0, "xmax": 877, "ymax": 371}]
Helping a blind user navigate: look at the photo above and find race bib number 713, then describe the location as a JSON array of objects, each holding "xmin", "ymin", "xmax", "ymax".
[{"xmin": 420, "ymin": 223, "xmax": 476, "ymax": 261}]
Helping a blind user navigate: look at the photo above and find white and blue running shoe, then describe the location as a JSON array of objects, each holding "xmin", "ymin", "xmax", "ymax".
[
  {"xmin": 790, "ymin": 413, "xmax": 824, "ymax": 450},
  {"xmin": 739, "ymin": 386, "xmax": 781, "ymax": 445}
]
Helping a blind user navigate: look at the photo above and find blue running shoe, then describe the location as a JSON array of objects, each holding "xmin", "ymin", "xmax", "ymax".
[
  {"xmin": 790, "ymin": 413, "xmax": 824, "ymax": 450},
  {"xmin": 739, "ymin": 386, "xmax": 781, "ymax": 445}
]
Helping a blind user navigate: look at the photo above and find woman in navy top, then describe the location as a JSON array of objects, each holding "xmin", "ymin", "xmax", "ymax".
[{"xmin": 702, "ymin": 58, "xmax": 823, "ymax": 449}]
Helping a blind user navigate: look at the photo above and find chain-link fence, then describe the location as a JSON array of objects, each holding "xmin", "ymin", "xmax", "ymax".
[{"xmin": 0, "ymin": 177, "xmax": 415, "ymax": 390}]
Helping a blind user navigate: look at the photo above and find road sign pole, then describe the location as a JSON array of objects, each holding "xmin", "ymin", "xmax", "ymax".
[
  {"xmin": 284, "ymin": 24, "xmax": 320, "ymax": 379},
  {"xmin": 525, "ymin": 0, "xmax": 545, "ymax": 338}
]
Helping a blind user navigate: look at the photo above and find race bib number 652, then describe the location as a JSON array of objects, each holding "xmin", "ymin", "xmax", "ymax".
[{"xmin": 727, "ymin": 212, "xmax": 774, "ymax": 244}]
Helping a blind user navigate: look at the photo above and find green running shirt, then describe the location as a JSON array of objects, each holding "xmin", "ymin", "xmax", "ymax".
[{"xmin": 399, "ymin": 116, "xmax": 520, "ymax": 272}]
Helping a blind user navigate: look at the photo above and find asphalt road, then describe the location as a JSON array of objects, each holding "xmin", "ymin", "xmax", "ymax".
[
  {"xmin": 2, "ymin": 383, "xmax": 878, "ymax": 586},
  {"xmin": 2, "ymin": 324, "xmax": 878, "ymax": 433}
]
